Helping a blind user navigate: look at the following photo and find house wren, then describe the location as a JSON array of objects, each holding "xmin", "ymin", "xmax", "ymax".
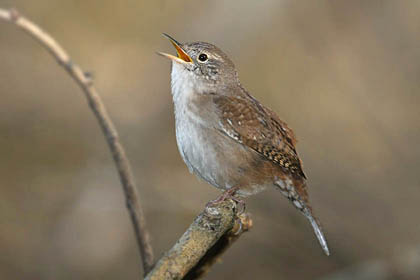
[{"xmin": 158, "ymin": 34, "xmax": 329, "ymax": 256}]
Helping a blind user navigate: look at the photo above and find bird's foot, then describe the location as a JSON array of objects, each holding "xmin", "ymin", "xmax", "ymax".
[{"xmin": 206, "ymin": 187, "xmax": 246, "ymax": 214}]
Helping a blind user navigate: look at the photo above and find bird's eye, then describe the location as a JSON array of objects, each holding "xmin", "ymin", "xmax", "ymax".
[{"xmin": 198, "ymin": 53, "xmax": 208, "ymax": 62}]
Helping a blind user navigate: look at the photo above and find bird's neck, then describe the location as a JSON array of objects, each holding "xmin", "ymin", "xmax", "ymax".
[
  {"xmin": 171, "ymin": 63, "xmax": 196, "ymax": 104},
  {"xmin": 171, "ymin": 62, "xmax": 231, "ymax": 97}
]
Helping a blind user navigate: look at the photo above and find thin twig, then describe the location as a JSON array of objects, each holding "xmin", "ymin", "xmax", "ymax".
[
  {"xmin": 0, "ymin": 8, "xmax": 154, "ymax": 275},
  {"xmin": 145, "ymin": 200, "xmax": 252, "ymax": 280}
]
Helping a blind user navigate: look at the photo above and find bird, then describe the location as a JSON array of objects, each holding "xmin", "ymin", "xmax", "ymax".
[{"xmin": 158, "ymin": 34, "xmax": 330, "ymax": 256}]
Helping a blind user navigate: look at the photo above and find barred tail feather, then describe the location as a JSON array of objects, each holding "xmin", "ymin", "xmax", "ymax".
[
  {"xmin": 303, "ymin": 208, "xmax": 330, "ymax": 256},
  {"xmin": 274, "ymin": 179, "xmax": 330, "ymax": 255}
]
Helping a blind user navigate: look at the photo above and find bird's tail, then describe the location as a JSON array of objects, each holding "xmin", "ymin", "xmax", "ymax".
[
  {"xmin": 274, "ymin": 179, "xmax": 330, "ymax": 255},
  {"xmin": 302, "ymin": 207, "xmax": 330, "ymax": 256}
]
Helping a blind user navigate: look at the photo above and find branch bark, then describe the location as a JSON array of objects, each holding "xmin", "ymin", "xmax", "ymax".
[
  {"xmin": 0, "ymin": 8, "xmax": 154, "ymax": 275},
  {"xmin": 183, "ymin": 211, "xmax": 252, "ymax": 280},
  {"xmin": 145, "ymin": 200, "xmax": 252, "ymax": 280}
]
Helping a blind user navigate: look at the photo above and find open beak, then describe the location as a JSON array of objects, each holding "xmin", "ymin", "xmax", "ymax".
[{"xmin": 157, "ymin": 33, "xmax": 193, "ymax": 64}]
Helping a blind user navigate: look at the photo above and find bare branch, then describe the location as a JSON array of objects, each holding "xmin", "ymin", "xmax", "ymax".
[
  {"xmin": 145, "ymin": 200, "xmax": 252, "ymax": 280},
  {"xmin": 183, "ymin": 213, "xmax": 252, "ymax": 280},
  {"xmin": 0, "ymin": 8, "xmax": 154, "ymax": 275}
]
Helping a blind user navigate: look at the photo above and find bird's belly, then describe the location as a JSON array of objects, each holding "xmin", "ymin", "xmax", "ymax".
[
  {"xmin": 175, "ymin": 113, "xmax": 269, "ymax": 196},
  {"xmin": 175, "ymin": 116, "xmax": 225, "ymax": 188}
]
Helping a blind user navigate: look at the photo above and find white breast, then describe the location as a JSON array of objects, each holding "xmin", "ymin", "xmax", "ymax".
[{"xmin": 170, "ymin": 63, "xmax": 222, "ymax": 188}]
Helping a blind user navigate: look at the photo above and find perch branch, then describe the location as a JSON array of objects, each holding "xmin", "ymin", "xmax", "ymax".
[
  {"xmin": 0, "ymin": 8, "xmax": 154, "ymax": 275},
  {"xmin": 145, "ymin": 200, "xmax": 252, "ymax": 280},
  {"xmin": 183, "ymin": 212, "xmax": 252, "ymax": 280}
]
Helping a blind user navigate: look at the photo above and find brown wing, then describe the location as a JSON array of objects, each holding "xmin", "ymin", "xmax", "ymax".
[
  {"xmin": 214, "ymin": 93, "xmax": 306, "ymax": 179},
  {"xmin": 214, "ymin": 93, "xmax": 332, "ymax": 255}
]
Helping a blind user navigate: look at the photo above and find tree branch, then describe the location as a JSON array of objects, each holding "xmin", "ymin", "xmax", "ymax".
[
  {"xmin": 0, "ymin": 8, "xmax": 154, "ymax": 275},
  {"xmin": 183, "ymin": 212, "xmax": 252, "ymax": 280},
  {"xmin": 145, "ymin": 200, "xmax": 252, "ymax": 280}
]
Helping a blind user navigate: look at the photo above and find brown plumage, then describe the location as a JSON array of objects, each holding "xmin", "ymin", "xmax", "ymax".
[
  {"xmin": 159, "ymin": 34, "xmax": 330, "ymax": 256},
  {"xmin": 214, "ymin": 89, "xmax": 309, "ymax": 198}
]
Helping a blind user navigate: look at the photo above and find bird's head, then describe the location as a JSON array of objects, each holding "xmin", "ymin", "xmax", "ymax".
[{"xmin": 158, "ymin": 34, "xmax": 238, "ymax": 93}]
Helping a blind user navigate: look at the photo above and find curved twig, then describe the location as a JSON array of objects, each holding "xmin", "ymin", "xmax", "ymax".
[{"xmin": 0, "ymin": 8, "xmax": 154, "ymax": 275}]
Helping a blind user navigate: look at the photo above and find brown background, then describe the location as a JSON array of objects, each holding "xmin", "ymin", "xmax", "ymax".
[{"xmin": 1, "ymin": 1, "xmax": 419, "ymax": 279}]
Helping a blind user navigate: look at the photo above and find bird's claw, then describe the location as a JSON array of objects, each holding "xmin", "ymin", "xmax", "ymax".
[{"xmin": 206, "ymin": 187, "xmax": 246, "ymax": 215}]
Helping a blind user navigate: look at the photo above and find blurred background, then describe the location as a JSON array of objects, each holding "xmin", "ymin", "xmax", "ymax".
[{"xmin": 1, "ymin": 1, "xmax": 420, "ymax": 279}]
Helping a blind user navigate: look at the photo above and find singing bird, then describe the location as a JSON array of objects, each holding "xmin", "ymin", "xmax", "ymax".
[{"xmin": 158, "ymin": 34, "xmax": 329, "ymax": 256}]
